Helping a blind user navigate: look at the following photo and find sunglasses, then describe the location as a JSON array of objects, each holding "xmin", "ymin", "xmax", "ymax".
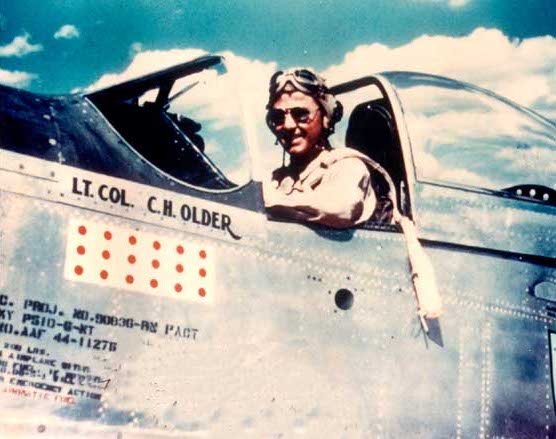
[{"xmin": 267, "ymin": 106, "xmax": 320, "ymax": 127}]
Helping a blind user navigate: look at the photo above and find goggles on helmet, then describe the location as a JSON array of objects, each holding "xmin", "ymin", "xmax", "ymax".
[{"xmin": 268, "ymin": 68, "xmax": 327, "ymax": 98}]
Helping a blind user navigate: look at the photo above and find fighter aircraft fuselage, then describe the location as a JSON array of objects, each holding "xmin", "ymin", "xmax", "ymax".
[{"xmin": 0, "ymin": 55, "xmax": 555, "ymax": 438}]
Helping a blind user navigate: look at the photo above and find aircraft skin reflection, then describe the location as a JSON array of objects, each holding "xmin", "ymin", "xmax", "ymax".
[{"xmin": 0, "ymin": 55, "xmax": 555, "ymax": 438}]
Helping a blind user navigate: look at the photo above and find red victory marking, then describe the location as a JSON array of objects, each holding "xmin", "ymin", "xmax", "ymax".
[
  {"xmin": 176, "ymin": 245, "xmax": 184, "ymax": 255},
  {"xmin": 153, "ymin": 241, "xmax": 161, "ymax": 250},
  {"xmin": 102, "ymin": 250, "xmax": 110, "ymax": 260},
  {"xmin": 199, "ymin": 268, "xmax": 206, "ymax": 277},
  {"xmin": 198, "ymin": 288, "xmax": 206, "ymax": 297},
  {"xmin": 126, "ymin": 275, "xmax": 134, "ymax": 284},
  {"xmin": 104, "ymin": 231, "xmax": 112, "ymax": 240},
  {"xmin": 199, "ymin": 250, "xmax": 207, "ymax": 259},
  {"xmin": 129, "ymin": 235, "xmax": 137, "ymax": 245},
  {"xmin": 74, "ymin": 265, "xmax": 83, "ymax": 275},
  {"xmin": 78, "ymin": 225, "xmax": 87, "ymax": 235},
  {"xmin": 128, "ymin": 255, "xmax": 136, "ymax": 264},
  {"xmin": 100, "ymin": 270, "xmax": 108, "ymax": 280},
  {"xmin": 152, "ymin": 259, "xmax": 160, "ymax": 269},
  {"xmin": 150, "ymin": 279, "xmax": 158, "ymax": 288},
  {"xmin": 175, "ymin": 283, "xmax": 182, "ymax": 293},
  {"xmin": 77, "ymin": 245, "xmax": 85, "ymax": 255},
  {"xmin": 176, "ymin": 264, "xmax": 184, "ymax": 273}
]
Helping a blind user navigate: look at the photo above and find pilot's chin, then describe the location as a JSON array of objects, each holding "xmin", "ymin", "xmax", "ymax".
[
  {"xmin": 281, "ymin": 141, "xmax": 295, "ymax": 153},
  {"xmin": 285, "ymin": 144, "xmax": 297, "ymax": 153},
  {"xmin": 289, "ymin": 145, "xmax": 307, "ymax": 155},
  {"xmin": 286, "ymin": 140, "xmax": 306, "ymax": 153}
]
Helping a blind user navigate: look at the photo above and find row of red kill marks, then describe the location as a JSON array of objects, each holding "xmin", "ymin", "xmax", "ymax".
[
  {"xmin": 77, "ymin": 226, "xmax": 207, "ymax": 259},
  {"xmin": 72, "ymin": 265, "xmax": 206, "ymax": 297},
  {"xmin": 75, "ymin": 245, "xmax": 206, "ymax": 277}
]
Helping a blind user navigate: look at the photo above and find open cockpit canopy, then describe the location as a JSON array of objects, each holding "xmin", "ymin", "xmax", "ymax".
[
  {"xmin": 87, "ymin": 55, "xmax": 250, "ymax": 191},
  {"xmin": 383, "ymin": 72, "xmax": 556, "ymax": 207}
]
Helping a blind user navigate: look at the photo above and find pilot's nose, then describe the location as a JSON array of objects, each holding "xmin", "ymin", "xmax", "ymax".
[{"xmin": 283, "ymin": 112, "xmax": 297, "ymax": 130}]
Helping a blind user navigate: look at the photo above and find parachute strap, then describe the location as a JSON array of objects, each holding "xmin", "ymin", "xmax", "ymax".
[
  {"xmin": 313, "ymin": 148, "xmax": 442, "ymax": 329},
  {"xmin": 352, "ymin": 151, "xmax": 443, "ymax": 331}
]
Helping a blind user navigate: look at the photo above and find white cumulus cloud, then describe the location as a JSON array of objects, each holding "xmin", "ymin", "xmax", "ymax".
[
  {"xmin": 84, "ymin": 48, "xmax": 209, "ymax": 91},
  {"xmin": 322, "ymin": 28, "xmax": 555, "ymax": 190},
  {"xmin": 322, "ymin": 27, "xmax": 556, "ymax": 119},
  {"xmin": 0, "ymin": 68, "xmax": 37, "ymax": 87},
  {"xmin": 54, "ymin": 24, "xmax": 80, "ymax": 40},
  {"xmin": 83, "ymin": 28, "xmax": 556, "ymax": 124},
  {"xmin": 0, "ymin": 33, "xmax": 42, "ymax": 57},
  {"xmin": 81, "ymin": 28, "xmax": 556, "ymax": 184}
]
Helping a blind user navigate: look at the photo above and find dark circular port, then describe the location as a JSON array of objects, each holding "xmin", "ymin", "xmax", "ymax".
[{"xmin": 335, "ymin": 288, "xmax": 354, "ymax": 310}]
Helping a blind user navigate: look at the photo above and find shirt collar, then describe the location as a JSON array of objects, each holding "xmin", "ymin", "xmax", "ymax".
[{"xmin": 298, "ymin": 149, "xmax": 330, "ymax": 183}]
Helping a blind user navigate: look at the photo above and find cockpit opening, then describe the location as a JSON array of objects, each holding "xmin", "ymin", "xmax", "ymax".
[
  {"xmin": 86, "ymin": 56, "xmax": 251, "ymax": 192},
  {"xmin": 331, "ymin": 78, "xmax": 411, "ymax": 221}
]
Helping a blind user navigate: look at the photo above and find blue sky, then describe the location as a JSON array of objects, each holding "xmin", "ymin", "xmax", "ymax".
[{"xmin": 0, "ymin": 0, "xmax": 555, "ymax": 94}]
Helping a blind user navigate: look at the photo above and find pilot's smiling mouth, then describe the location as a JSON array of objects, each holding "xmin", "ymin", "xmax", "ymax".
[
  {"xmin": 289, "ymin": 136, "xmax": 304, "ymax": 147},
  {"xmin": 282, "ymin": 132, "xmax": 305, "ymax": 149}
]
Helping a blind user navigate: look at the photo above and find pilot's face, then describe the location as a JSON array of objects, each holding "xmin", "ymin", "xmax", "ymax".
[{"xmin": 269, "ymin": 91, "xmax": 324, "ymax": 157}]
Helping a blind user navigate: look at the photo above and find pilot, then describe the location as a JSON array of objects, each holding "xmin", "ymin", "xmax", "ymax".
[{"xmin": 263, "ymin": 68, "xmax": 392, "ymax": 228}]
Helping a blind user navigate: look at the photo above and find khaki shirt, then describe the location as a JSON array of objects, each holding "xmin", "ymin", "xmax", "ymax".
[{"xmin": 263, "ymin": 148, "xmax": 377, "ymax": 228}]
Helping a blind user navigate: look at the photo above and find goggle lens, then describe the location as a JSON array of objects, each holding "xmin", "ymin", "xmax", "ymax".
[
  {"xmin": 269, "ymin": 69, "xmax": 324, "ymax": 95},
  {"xmin": 294, "ymin": 69, "xmax": 319, "ymax": 82}
]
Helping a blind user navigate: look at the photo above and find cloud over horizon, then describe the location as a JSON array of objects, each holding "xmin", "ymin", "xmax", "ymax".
[
  {"xmin": 322, "ymin": 27, "xmax": 556, "ymax": 120},
  {"xmin": 75, "ymin": 27, "xmax": 555, "ymax": 183},
  {"xmin": 54, "ymin": 24, "xmax": 80, "ymax": 40},
  {"xmin": 81, "ymin": 27, "xmax": 556, "ymax": 121},
  {"xmin": 0, "ymin": 33, "xmax": 42, "ymax": 57},
  {"xmin": 0, "ymin": 68, "xmax": 36, "ymax": 87},
  {"xmin": 83, "ymin": 48, "xmax": 209, "ymax": 92}
]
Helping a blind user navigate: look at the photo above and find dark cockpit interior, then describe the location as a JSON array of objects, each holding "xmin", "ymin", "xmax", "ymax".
[
  {"xmin": 343, "ymin": 97, "xmax": 409, "ymax": 217},
  {"xmin": 87, "ymin": 56, "xmax": 235, "ymax": 190}
]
